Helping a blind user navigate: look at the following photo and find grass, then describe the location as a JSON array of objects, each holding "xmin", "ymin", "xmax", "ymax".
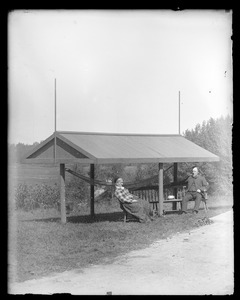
[
  {"xmin": 8, "ymin": 163, "xmax": 90, "ymax": 186},
  {"xmin": 8, "ymin": 195, "xmax": 233, "ymax": 284},
  {"xmin": 8, "ymin": 164, "xmax": 60, "ymax": 186}
]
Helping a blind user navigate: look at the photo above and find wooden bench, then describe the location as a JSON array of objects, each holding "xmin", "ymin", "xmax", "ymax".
[
  {"xmin": 118, "ymin": 186, "xmax": 208, "ymax": 222},
  {"xmin": 162, "ymin": 197, "xmax": 208, "ymax": 214},
  {"xmin": 131, "ymin": 187, "xmax": 208, "ymax": 215},
  {"xmin": 163, "ymin": 198, "xmax": 183, "ymax": 213}
]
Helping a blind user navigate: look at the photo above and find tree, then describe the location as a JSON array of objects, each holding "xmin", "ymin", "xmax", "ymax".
[{"xmin": 183, "ymin": 115, "xmax": 233, "ymax": 195}]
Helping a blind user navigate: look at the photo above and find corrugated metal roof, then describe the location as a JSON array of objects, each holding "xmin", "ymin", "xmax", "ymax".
[{"xmin": 23, "ymin": 131, "xmax": 220, "ymax": 164}]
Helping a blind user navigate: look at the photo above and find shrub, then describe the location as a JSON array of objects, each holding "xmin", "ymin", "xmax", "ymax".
[
  {"xmin": 65, "ymin": 180, "xmax": 89, "ymax": 205},
  {"xmin": 15, "ymin": 183, "xmax": 30, "ymax": 210},
  {"xmin": 14, "ymin": 177, "xmax": 90, "ymax": 212},
  {"xmin": 14, "ymin": 183, "xmax": 60, "ymax": 211}
]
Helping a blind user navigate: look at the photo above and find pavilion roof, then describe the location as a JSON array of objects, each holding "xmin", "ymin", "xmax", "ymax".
[{"xmin": 22, "ymin": 131, "xmax": 220, "ymax": 164}]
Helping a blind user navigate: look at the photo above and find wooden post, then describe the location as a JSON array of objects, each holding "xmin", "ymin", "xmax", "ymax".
[
  {"xmin": 60, "ymin": 163, "xmax": 66, "ymax": 224},
  {"xmin": 90, "ymin": 164, "xmax": 95, "ymax": 217},
  {"xmin": 54, "ymin": 78, "xmax": 57, "ymax": 164},
  {"xmin": 173, "ymin": 163, "xmax": 178, "ymax": 210},
  {"xmin": 158, "ymin": 163, "xmax": 164, "ymax": 216},
  {"xmin": 178, "ymin": 91, "xmax": 181, "ymax": 135},
  {"xmin": 54, "ymin": 78, "xmax": 57, "ymax": 133}
]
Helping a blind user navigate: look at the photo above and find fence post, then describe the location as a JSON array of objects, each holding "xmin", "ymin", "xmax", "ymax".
[
  {"xmin": 90, "ymin": 164, "xmax": 95, "ymax": 217},
  {"xmin": 158, "ymin": 163, "xmax": 164, "ymax": 216},
  {"xmin": 60, "ymin": 163, "xmax": 66, "ymax": 224},
  {"xmin": 173, "ymin": 163, "xmax": 178, "ymax": 210}
]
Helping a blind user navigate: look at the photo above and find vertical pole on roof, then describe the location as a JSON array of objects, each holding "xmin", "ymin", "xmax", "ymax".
[
  {"xmin": 178, "ymin": 91, "xmax": 181, "ymax": 135},
  {"xmin": 54, "ymin": 78, "xmax": 57, "ymax": 163},
  {"xmin": 60, "ymin": 163, "xmax": 66, "ymax": 224},
  {"xmin": 90, "ymin": 164, "xmax": 95, "ymax": 217},
  {"xmin": 158, "ymin": 163, "xmax": 164, "ymax": 216},
  {"xmin": 173, "ymin": 163, "xmax": 178, "ymax": 210}
]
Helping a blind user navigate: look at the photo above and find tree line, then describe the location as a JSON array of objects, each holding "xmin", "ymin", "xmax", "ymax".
[{"xmin": 8, "ymin": 141, "xmax": 40, "ymax": 164}]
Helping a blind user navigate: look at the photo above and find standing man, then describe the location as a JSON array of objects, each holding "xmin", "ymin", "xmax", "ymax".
[{"xmin": 180, "ymin": 166, "xmax": 209, "ymax": 214}]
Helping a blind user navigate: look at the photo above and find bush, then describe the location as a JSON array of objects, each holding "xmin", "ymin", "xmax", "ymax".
[
  {"xmin": 65, "ymin": 180, "xmax": 89, "ymax": 206},
  {"xmin": 14, "ymin": 183, "xmax": 60, "ymax": 211},
  {"xmin": 14, "ymin": 178, "xmax": 90, "ymax": 212},
  {"xmin": 15, "ymin": 183, "xmax": 30, "ymax": 210}
]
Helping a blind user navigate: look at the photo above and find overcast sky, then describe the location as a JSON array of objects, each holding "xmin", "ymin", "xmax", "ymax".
[{"xmin": 8, "ymin": 9, "xmax": 232, "ymax": 145}]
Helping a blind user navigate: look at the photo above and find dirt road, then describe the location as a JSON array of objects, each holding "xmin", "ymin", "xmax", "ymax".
[{"xmin": 9, "ymin": 210, "xmax": 234, "ymax": 295}]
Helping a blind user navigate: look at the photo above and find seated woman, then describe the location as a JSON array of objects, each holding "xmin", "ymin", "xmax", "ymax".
[{"xmin": 114, "ymin": 177, "xmax": 153, "ymax": 223}]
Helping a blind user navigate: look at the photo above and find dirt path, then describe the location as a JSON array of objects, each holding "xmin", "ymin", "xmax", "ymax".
[{"xmin": 9, "ymin": 210, "xmax": 234, "ymax": 295}]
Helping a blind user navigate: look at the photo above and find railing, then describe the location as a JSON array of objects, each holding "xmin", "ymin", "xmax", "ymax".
[{"xmin": 130, "ymin": 185, "xmax": 186, "ymax": 212}]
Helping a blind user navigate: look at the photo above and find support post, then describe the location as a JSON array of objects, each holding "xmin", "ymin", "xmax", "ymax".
[
  {"xmin": 178, "ymin": 90, "xmax": 181, "ymax": 135},
  {"xmin": 173, "ymin": 163, "xmax": 178, "ymax": 210},
  {"xmin": 90, "ymin": 164, "xmax": 95, "ymax": 217},
  {"xmin": 60, "ymin": 163, "xmax": 66, "ymax": 224},
  {"xmin": 158, "ymin": 163, "xmax": 164, "ymax": 216},
  {"xmin": 54, "ymin": 78, "xmax": 57, "ymax": 163}
]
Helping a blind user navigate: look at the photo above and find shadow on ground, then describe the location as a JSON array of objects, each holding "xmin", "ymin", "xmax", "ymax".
[
  {"xmin": 19, "ymin": 205, "xmax": 232, "ymax": 224},
  {"xmin": 20, "ymin": 211, "xmax": 139, "ymax": 224}
]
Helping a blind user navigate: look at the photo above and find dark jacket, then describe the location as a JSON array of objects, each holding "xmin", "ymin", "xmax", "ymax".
[{"xmin": 187, "ymin": 174, "xmax": 209, "ymax": 192}]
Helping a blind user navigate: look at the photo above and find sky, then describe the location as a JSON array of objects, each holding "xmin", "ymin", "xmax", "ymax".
[{"xmin": 8, "ymin": 9, "xmax": 233, "ymax": 145}]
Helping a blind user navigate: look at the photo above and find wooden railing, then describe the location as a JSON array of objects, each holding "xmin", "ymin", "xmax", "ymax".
[
  {"xmin": 130, "ymin": 185, "xmax": 186, "ymax": 212},
  {"xmin": 129, "ymin": 184, "xmax": 208, "ymax": 214}
]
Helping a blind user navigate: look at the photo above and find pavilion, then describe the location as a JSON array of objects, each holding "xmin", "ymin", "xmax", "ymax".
[{"xmin": 22, "ymin": 131, "xmax": 219, "ymax": 223}]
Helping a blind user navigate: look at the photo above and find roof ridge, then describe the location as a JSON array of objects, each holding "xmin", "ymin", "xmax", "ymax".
[{"xmin": 57, "ymin": 131, "xmax": 182, "ymax": 137}]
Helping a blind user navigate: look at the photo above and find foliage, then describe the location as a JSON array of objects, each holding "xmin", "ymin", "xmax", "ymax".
[
  {"xmin": 183, "ymin": 115, "xmax": 233, "ymax": 195},
  {"xmin": 133, "ymin": 163, "xmax": 172, "ymax": 186},
  {"xmin": 65, "ymin": 164, "xmax": 89, "ymax": 204},
  {"xmin": 93, "ymin": 163, "xmax": 128, "ymax": 183},
  {"xmin": 135, "ymin": 163, "xmax": 157, "ymax": 183},
  {"xmin": 15, "ymin": 183, "xmax": 60, "ymax": 211}
]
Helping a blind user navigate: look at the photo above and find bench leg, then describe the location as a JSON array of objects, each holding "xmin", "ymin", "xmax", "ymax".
[
  {"xmin": 177, "ymin": 201, "xmax": 182, "ymax": 210},
  {"xmin": 123, "ymin": 210, "xmax": 127, "ymax": 222},
  {"xmin": 202, "ymin": 201, "xmax": 208, "ymax": 211}
]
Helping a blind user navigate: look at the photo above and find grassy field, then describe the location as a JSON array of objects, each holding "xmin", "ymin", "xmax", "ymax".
[
  {"xmin": 8, "ymin": 194, "xmax": 233, "ymax": 284},
  {"xmin": 8, "ymin": 164, "xmax": 60, "ymax": 186}
]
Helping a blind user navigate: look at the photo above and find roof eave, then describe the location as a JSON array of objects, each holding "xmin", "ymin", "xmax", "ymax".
[
  {"xmin": 21, "ymin": 158, "xmax": 96, "ymax": 164},
  {"xmin": 95, "ymin": 156, "xmax": 220, "ymax": 164}
]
